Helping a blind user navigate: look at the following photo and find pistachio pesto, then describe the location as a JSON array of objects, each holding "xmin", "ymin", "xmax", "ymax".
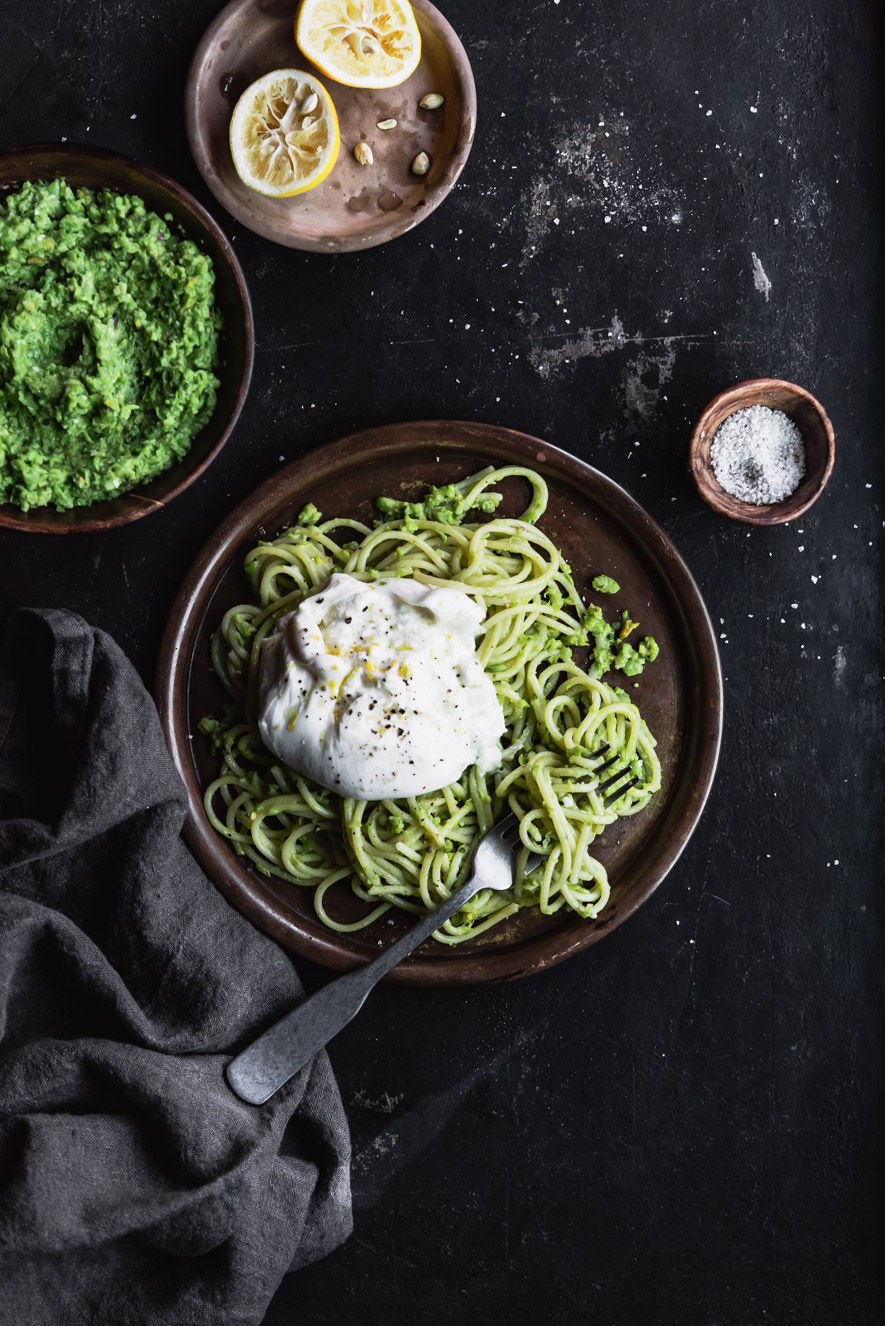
[{"xmin": 0, "ymin": 179, "xmax": 221, "ymax": 511}]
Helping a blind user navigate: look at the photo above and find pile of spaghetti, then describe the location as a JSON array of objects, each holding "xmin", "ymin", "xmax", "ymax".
[{"xmin": 201, "ymin": 465, "xmax": 661, "ymax": 944}]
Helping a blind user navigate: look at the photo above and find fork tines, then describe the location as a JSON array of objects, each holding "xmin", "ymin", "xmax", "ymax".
[
  {"xmin": 586, "ymin": 743, "xmax": 640, "ymax": 803},
  {"xmin": 601, "ymin": 771, "xmax": 640, "ymax": 804},
  {"xmin": 581, "ymin": 742, "xmax": 622, "ymax": 777}
]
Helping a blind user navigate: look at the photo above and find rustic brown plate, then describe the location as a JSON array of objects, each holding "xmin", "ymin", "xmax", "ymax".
[
  {"xmin": 0, "ymin": 143, "xmax": 253, "ymax": 535},
  {"xmin": 185, "ymin": 0, "xmax": 476, "ymax": 251},
  {"xmin": 156, "ymin": 421, "xmax": 723, "ymax": 984}
]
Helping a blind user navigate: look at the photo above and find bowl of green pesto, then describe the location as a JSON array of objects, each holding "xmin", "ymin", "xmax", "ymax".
[{"xmin": 0, "ymin": 144, "xmax": 253, "ymax": 533}]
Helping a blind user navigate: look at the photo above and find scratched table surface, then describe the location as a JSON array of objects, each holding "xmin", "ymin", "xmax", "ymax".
[{"xmin": 1, "ymin": 0, "xmax": 882, "ymax": 1322}]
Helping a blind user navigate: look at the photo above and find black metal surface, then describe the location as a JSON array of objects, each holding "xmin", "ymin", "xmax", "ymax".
[{"xmin": 0, "ymin": 0, "xmax": 882, "ymax": 1322}]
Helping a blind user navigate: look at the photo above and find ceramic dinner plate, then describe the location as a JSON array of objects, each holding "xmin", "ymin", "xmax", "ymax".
[
  {"xmin": 156, "ymin": 421, "xmax": 723, "ymax": 985},
  {"xmin": 185, "ymin": 0, "xmax": 476, "ymax": 251}
]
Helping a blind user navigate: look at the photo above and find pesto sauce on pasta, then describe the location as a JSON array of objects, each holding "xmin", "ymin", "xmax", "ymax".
[{"xmin": 200, "ymin": 465, "xmax": 662, "ymax": 944}]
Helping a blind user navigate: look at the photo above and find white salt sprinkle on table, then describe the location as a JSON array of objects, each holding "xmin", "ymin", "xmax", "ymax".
[{"xmin": 710, "ymin": 404, "xmax": 806, "ymax": 504}]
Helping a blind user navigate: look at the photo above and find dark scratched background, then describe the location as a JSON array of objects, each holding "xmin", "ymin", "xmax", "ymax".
[{"xmin": 1, "ymin": 1, "xmax": 883, "ymax": 1322}]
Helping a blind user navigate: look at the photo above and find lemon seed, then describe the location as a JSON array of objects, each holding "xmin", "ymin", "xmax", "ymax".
[
  {"xmin": 411, "ymin": 151, "xmax": 430, "ymax": 175},
  {"xmin": 377, "ymin": 118, "xmax": 397, "ymax": 130},
  {"xmin": 419, "ymin": 93, "xmax": 444, "ymax": 110},
  {"xmin": 298, "ymin": 92, "xmax": 319, "ymax": 115},
  {"xmin": 354, "ymin": 142, "xmax": 374, "ymax": 165}
]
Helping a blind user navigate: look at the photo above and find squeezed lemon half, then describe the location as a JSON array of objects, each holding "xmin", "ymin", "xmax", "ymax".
[
  {"xmin": 295, "ymin": 0, "xmax": 421, "ymax": 90},
  {"xmin": 229, "ymin": 69, "xmax": 340, "ymax": 197}
]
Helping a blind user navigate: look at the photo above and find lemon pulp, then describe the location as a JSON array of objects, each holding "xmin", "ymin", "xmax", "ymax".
[
  {"xmin": 229, "ymin": 69, "xmax": 340, "ymax": 197},
  {"xmin": 295, "ymin": 0, "xmax": 422, "ymax": 90}
]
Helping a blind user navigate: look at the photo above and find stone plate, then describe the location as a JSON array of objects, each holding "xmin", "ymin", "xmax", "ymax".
[
  {"xmin": 156, "ymin": 421, "xmax": 723, "ymax": 984},
  {"xmin": 185, "ymin": 0, "xmax": 476, "ymax": 251}
]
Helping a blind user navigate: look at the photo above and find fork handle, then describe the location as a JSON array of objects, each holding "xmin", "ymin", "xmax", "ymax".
[{"xmin": 225, "ymin": 869, "xmax": 482, "ymax": 1105}]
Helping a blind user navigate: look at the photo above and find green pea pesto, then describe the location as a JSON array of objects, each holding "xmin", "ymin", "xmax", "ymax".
[
  {"xmin": 591, "ymin": 573, "xmax": 620, "ymax": 594},
  {"xmin": 582, "ymin": 603, "xmax": 659, "ymax": 678},
  {"xmin": 374, "ymin": 482, "xmax": 501, "ymax": 530},
  {"xmin": 296, "ymin": 502, "xmax": 322, "ymax": 526},
  {"xmin": 0, "ymin": 179, "xmax": 221, "ymax": 511}
]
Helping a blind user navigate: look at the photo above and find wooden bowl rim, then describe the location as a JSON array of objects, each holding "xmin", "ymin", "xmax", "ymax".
[
  {"xmin": 0, "ymin": 141, "xmax": 254, "ymax": 535},
  {"xmin": 688, "ymin": 377, "xmax": 835, "ymax": 526}
]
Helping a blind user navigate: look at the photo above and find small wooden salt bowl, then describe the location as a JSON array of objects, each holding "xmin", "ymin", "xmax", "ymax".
[{"xmin": 689, "ymin": 378, "xmax": 835, "ymax": 526}]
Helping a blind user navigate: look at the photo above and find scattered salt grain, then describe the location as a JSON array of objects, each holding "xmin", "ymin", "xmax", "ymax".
[{"xmin": 710, "ymin": 404, "xmax": 805, "ymax": 504}]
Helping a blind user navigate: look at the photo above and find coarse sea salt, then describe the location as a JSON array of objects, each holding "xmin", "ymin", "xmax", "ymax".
[{"xmin": 710, "ymin": 404, "xmax": 806, "ymax": 504}]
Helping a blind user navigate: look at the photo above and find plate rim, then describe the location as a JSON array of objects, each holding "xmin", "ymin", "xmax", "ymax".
[
  {"xmin": 156, "ymin": 420, "xmax": 724, "ymax": 985},
  {"xmin": 184, "ymin": 0, "xmax": 478, "ymax": 252}
]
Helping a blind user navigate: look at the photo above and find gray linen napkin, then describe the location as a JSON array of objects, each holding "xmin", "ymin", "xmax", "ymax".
[{"xmin": 0, "ymin": 608, "xmax": 352, "ymax": 1325}]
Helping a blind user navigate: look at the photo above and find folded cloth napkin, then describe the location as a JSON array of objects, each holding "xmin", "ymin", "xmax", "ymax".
[{"xmin": 0, "ymin": 608, "xmax": 352, "ymax": 1326}]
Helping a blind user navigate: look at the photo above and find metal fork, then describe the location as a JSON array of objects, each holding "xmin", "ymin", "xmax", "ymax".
[
  {"xmin": 226, "ymin": 752, "xmax": 641, "ymax": 1105},
  {"xmin": 225, "ymin": 813, "xmax": 542, "ymax": 1105}
]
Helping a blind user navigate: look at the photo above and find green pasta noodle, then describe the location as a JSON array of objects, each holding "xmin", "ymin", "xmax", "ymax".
[{"xmin": 200, "ymin": 464, "xmax": 662, "ymax": 944}]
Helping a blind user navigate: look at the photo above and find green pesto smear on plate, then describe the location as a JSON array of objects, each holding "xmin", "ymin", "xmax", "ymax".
[{"xmin": 0, "ymin": 179, "xmax": 222, "ymax": 511}]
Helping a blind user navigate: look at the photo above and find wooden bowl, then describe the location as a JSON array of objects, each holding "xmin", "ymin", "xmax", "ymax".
[
  {"xmin": 185, "ymin": 0, "xmax": 477, "ymax": 252},
  {"xmin": 0, "ymin": 143, "xmax": 254, "ymax": 535},
  {"xmin": 688, "ymin": 378, "xmax": 835, "ymax": 526}
]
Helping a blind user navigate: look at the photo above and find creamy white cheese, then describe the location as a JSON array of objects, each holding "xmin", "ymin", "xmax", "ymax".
[{"xmin": 257, "ymin": 572, "xmax": 505, "ymax": 800}]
